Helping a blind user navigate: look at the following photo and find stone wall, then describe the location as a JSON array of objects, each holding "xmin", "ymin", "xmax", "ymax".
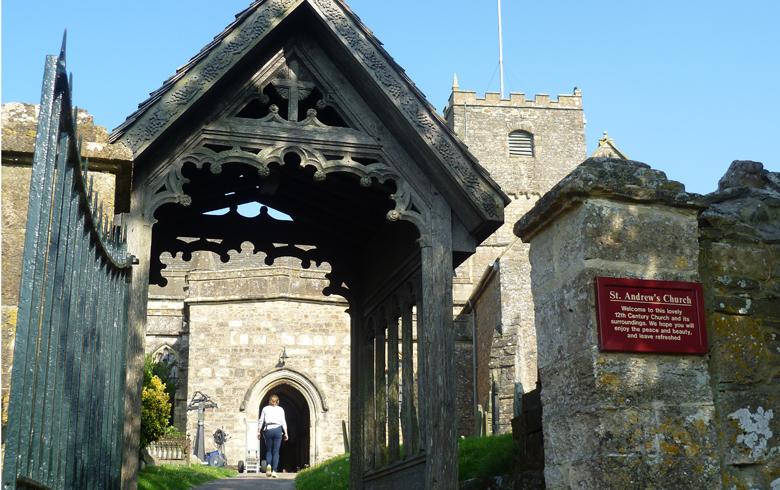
[
  {"xmin": 445, "ymin": 88, "xmax": 586, "ymax": 434},
  {"xmin": 0, "ymin": 103, "xmax": 132, "ymax": 427},
  {"xmin": 699, "ymin": 161, "xmax": 780, "ymax": 488},
  {"xmin": 515, "ymin": 158, "xmax": 721, "ymax": 488}
]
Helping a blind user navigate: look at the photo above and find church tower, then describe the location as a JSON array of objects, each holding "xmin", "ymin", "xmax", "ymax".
[{"xmin": 444, "ymin": 84, "xmax": 586, "ymax": 434}]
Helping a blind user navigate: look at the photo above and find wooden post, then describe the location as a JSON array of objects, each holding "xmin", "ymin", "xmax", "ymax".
[
  {"xmin": 120, "ymin": 205, "xmax": 153, "ymax": 490},
  {"xmin": 419, "ymin": 195, "xmax": 456, "ymax": 489},
  {"xmin": 348, "ymin": 304, "xmax": 364, "ymax": 490},
  {"xmin": 374, "ymin": 318, "xmax": 387, "ymax": 467},
  {"xmin": 363, "ymin": 320, "xmax": 376, "ymax": 470},
  {"xmin": 401, "ymin": 301, "xmax": 419, "ymax": 457},
  {"xmin": 386, "ymin": 308, "xmax": 400, "ymax": 463}
]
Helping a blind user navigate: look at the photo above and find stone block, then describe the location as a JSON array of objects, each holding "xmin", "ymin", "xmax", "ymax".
[
  {"xmin": 708, "ymin": 313, "xmax": 780, "ymax": 385},
  {"xmin": 591, "ymin": 353, "xmax": 713, "ymax": 406},
  {"xmin": 703, "ymin": 242, "xmax": 773, "ymax": 283},
  {"xmin": 576, "ymin": 200, "xmax": 700, "ymax": 270},
  {"xmin": 533, "ymin": 272, "xmax": 599, "ymax": 369},
  {"xmin": 716, "ymin": 389, "xmax": 780, "ymax": 466}
]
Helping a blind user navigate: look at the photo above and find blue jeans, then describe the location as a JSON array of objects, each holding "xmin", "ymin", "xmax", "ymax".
[{"xmin": 264, "ymin": 427, "xmax": 283, "ymax": 471}]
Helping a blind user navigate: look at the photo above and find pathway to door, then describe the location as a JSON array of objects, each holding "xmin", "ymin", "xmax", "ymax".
[{"xmin": 192, "ymin": 472, "xmax": 296, "ymax": 489}]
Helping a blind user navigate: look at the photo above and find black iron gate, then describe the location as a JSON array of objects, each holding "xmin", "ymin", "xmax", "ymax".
[{"xmin": 2, "ymin": 38, "xmax": 133, "ymax": 490}]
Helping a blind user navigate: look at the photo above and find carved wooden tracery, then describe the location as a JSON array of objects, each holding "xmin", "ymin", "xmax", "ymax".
[
  {"xmin": 144, "ymin": 144, "xmax": 426, "ymax": 231},
  {"xmin": 144, "ymin": 138, "xmax": 427, "ymax": 303}
]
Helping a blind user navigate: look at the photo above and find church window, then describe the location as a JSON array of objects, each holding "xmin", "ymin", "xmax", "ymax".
[{"xmin": 508, "ymin": 130, "xmax": 534, "ymax": 157}]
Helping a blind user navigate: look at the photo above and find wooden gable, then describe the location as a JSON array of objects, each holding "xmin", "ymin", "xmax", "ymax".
[{"xmin": 111, "ymin": 0, "xmax": 507, "ymax": 244}]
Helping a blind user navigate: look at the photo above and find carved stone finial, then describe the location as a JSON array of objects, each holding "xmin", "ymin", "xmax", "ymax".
[
  {"xmin": 306, "ymin": 108, "xmax": 317, "ymax": 118},
  {"xmin": 313, "ymin": 170, "xmax": 326, "ymax": 182},
  {"xmin": 387, "ymin": 209, "xmax": 401, "ymax": 221},
  {"xmin": 360, "ymin": 176, "xmax": 372, "ymax": 188},
  {"xmin": 269, "ymin": 104, "xmax": 279, "ymax": 114},
  {"xmin": 591, "ymin": 130, "xmax": 628, "ymax": 160},
  {"xmin": 452, "ymin": 73, "xmax": 459, "ymax": 90}
]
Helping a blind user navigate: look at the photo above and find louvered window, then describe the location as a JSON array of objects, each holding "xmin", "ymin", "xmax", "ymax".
[{"xmin": 509, "ymin": 130, "xmax": 534, "ymax": 157}]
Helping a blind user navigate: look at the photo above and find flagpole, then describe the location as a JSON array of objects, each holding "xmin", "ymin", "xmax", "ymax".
[{"xmin": 498, "ymin": 0, "xmax": 505, "ymax": 98}]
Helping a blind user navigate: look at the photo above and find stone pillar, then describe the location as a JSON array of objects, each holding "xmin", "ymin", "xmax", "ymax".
[
  {"xmin": 514, "ymin": 158, "xmax": 721, "ymax": 488},
  {"xmin": 699, "ymin": 161, "xmax": 780, "ymax": 488}
]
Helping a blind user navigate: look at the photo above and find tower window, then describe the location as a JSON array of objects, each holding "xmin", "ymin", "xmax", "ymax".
[{"xmin": 508, "ymin": 130, "xmax": 534, "ymax": 157}]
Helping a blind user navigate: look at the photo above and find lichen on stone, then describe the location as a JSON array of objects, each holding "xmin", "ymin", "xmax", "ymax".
[{"xmin": 728, "ymin": 406, "xmax": 775, "ymax": 461}]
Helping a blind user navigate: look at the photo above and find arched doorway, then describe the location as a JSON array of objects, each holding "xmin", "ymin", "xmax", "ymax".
[{"xmin": 259, "ymin": 384, "xmax": 310, "ymax": 472}]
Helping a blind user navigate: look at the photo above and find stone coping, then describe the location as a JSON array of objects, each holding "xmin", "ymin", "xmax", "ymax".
[
  {"xmin": 2, "ymin": 102, "xmax": 133, "ymax": 164},
  {"xmin": 700, "ymin": 160, "xmax": 780, "ymax": 243},
  {"xmin": 514, "ymin": 157, "xmax": 705, "ymax": 242}
]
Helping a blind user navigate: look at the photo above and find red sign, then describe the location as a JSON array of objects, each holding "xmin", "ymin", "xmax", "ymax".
[{"xmin": 595, "ymin": 277, "xmax": 707, "ymax": 354}]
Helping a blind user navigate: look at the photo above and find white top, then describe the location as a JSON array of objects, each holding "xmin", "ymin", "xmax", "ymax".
[{"xmin": 258, "ymin": 405, "xmax": 288, "ymax": 434}]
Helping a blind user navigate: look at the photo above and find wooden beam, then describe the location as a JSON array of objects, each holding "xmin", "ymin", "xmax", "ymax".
[
  {"xmin": 386, "ymin": 308, "xmax": 400, "ymax": 463},
  {"xmin": 401, "ymin": 301, "xmax": 419, "ymax": 458},
  {"xmin": 121, "ymin": 210, "xmax": 154, "ymax": 490},
  {"xmin": 418, "ymin": 194, "xmax": 457, "ymax": 489},
  {"xmin": 349, "ymin": 303, "xmax": 364, "ymax": 490},
  {"xmin": 363, "ymin": 321, "xmax": 376, "ymax": 471},
  {"xmin": 374, "ymin": 319, "xmax": 387, "ymax": 468}
]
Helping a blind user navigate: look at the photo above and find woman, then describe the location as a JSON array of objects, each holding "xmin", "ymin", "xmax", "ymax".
[{"xmin": 257, "ymin": 394, "xmax": 288, "ymax": 478}]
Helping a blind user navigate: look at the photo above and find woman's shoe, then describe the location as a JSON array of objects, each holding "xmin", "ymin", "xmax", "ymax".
[
  {"xmin": 271, "ymin": 471, "xmax": 278, "ymax": 478},
  {"xmin": 266, "ymin": 464, "xmax": 272, "ymax": 476}
]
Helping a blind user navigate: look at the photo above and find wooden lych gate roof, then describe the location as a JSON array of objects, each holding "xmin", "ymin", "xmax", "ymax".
[{"xmin": 109, "ymin": 0, "xmax": 508, "ymax": 244}]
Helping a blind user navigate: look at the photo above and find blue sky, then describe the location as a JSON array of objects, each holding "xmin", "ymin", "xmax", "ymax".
[{"xmin": 3, "ymin": 1, "xmax": 778, "ymax": 194}]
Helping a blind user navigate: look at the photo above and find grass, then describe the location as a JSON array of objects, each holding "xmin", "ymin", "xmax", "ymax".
[
  {"xmin": 295, "ymin": 453, "xmax": 350, "ymax": 490},
  {"xmin": 458, "ymin": 434, "xmax": 516, "ymax": 481},
  {"xmin": 294, "ymin": 434, "xmax": 517, "ymax": 489},
  {"xmin": 137, "ymin": 464, "xmax": 237, "ymax": 490}
]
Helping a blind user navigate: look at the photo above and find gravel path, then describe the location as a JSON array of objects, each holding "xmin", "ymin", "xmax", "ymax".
[{"xmin": 190, "ymin": 472, "xmax": 296, "ymax": 490}]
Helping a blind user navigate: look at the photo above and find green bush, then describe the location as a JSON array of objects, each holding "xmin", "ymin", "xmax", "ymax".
[
  {"xmin": 145, "ymin": 354, "xmax": 177, "ymax": 425},
  {"xmin": 138, "ymin": 464, "xmax": 236, "ymax": 490},
  {"xmin": 140, "ymin": 374, "xmax": 171, "ymax": 449}
]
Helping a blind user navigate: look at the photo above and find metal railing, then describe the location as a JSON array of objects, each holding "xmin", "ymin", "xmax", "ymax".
[{"xmin": 2, "ymin": 35, "xmax": 134, "ymax": 490}]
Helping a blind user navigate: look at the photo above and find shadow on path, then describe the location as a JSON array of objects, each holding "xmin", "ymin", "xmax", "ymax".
[{"xmin": 191, "ymin": 472, "xmax": 296, "ymax": 489}]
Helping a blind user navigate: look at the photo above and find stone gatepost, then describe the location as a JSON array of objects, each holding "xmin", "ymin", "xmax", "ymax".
[{"xmin": 514, "ymin": 158, "xmax": 721, "ymax": 488}]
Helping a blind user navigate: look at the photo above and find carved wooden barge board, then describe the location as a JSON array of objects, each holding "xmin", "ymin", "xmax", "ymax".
[{"xmin": 110, "ymin": 0, "xmax": 507, "ymax": 238}]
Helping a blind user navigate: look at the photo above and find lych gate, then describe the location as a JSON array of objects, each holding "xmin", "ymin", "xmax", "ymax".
[
  {"xmin": 4, "ymin": 1, "xmax": 507, "ymax": 488},
  {"xmin": 115, "ymin": 2, "xmax": 506, "ymax": 487}
]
